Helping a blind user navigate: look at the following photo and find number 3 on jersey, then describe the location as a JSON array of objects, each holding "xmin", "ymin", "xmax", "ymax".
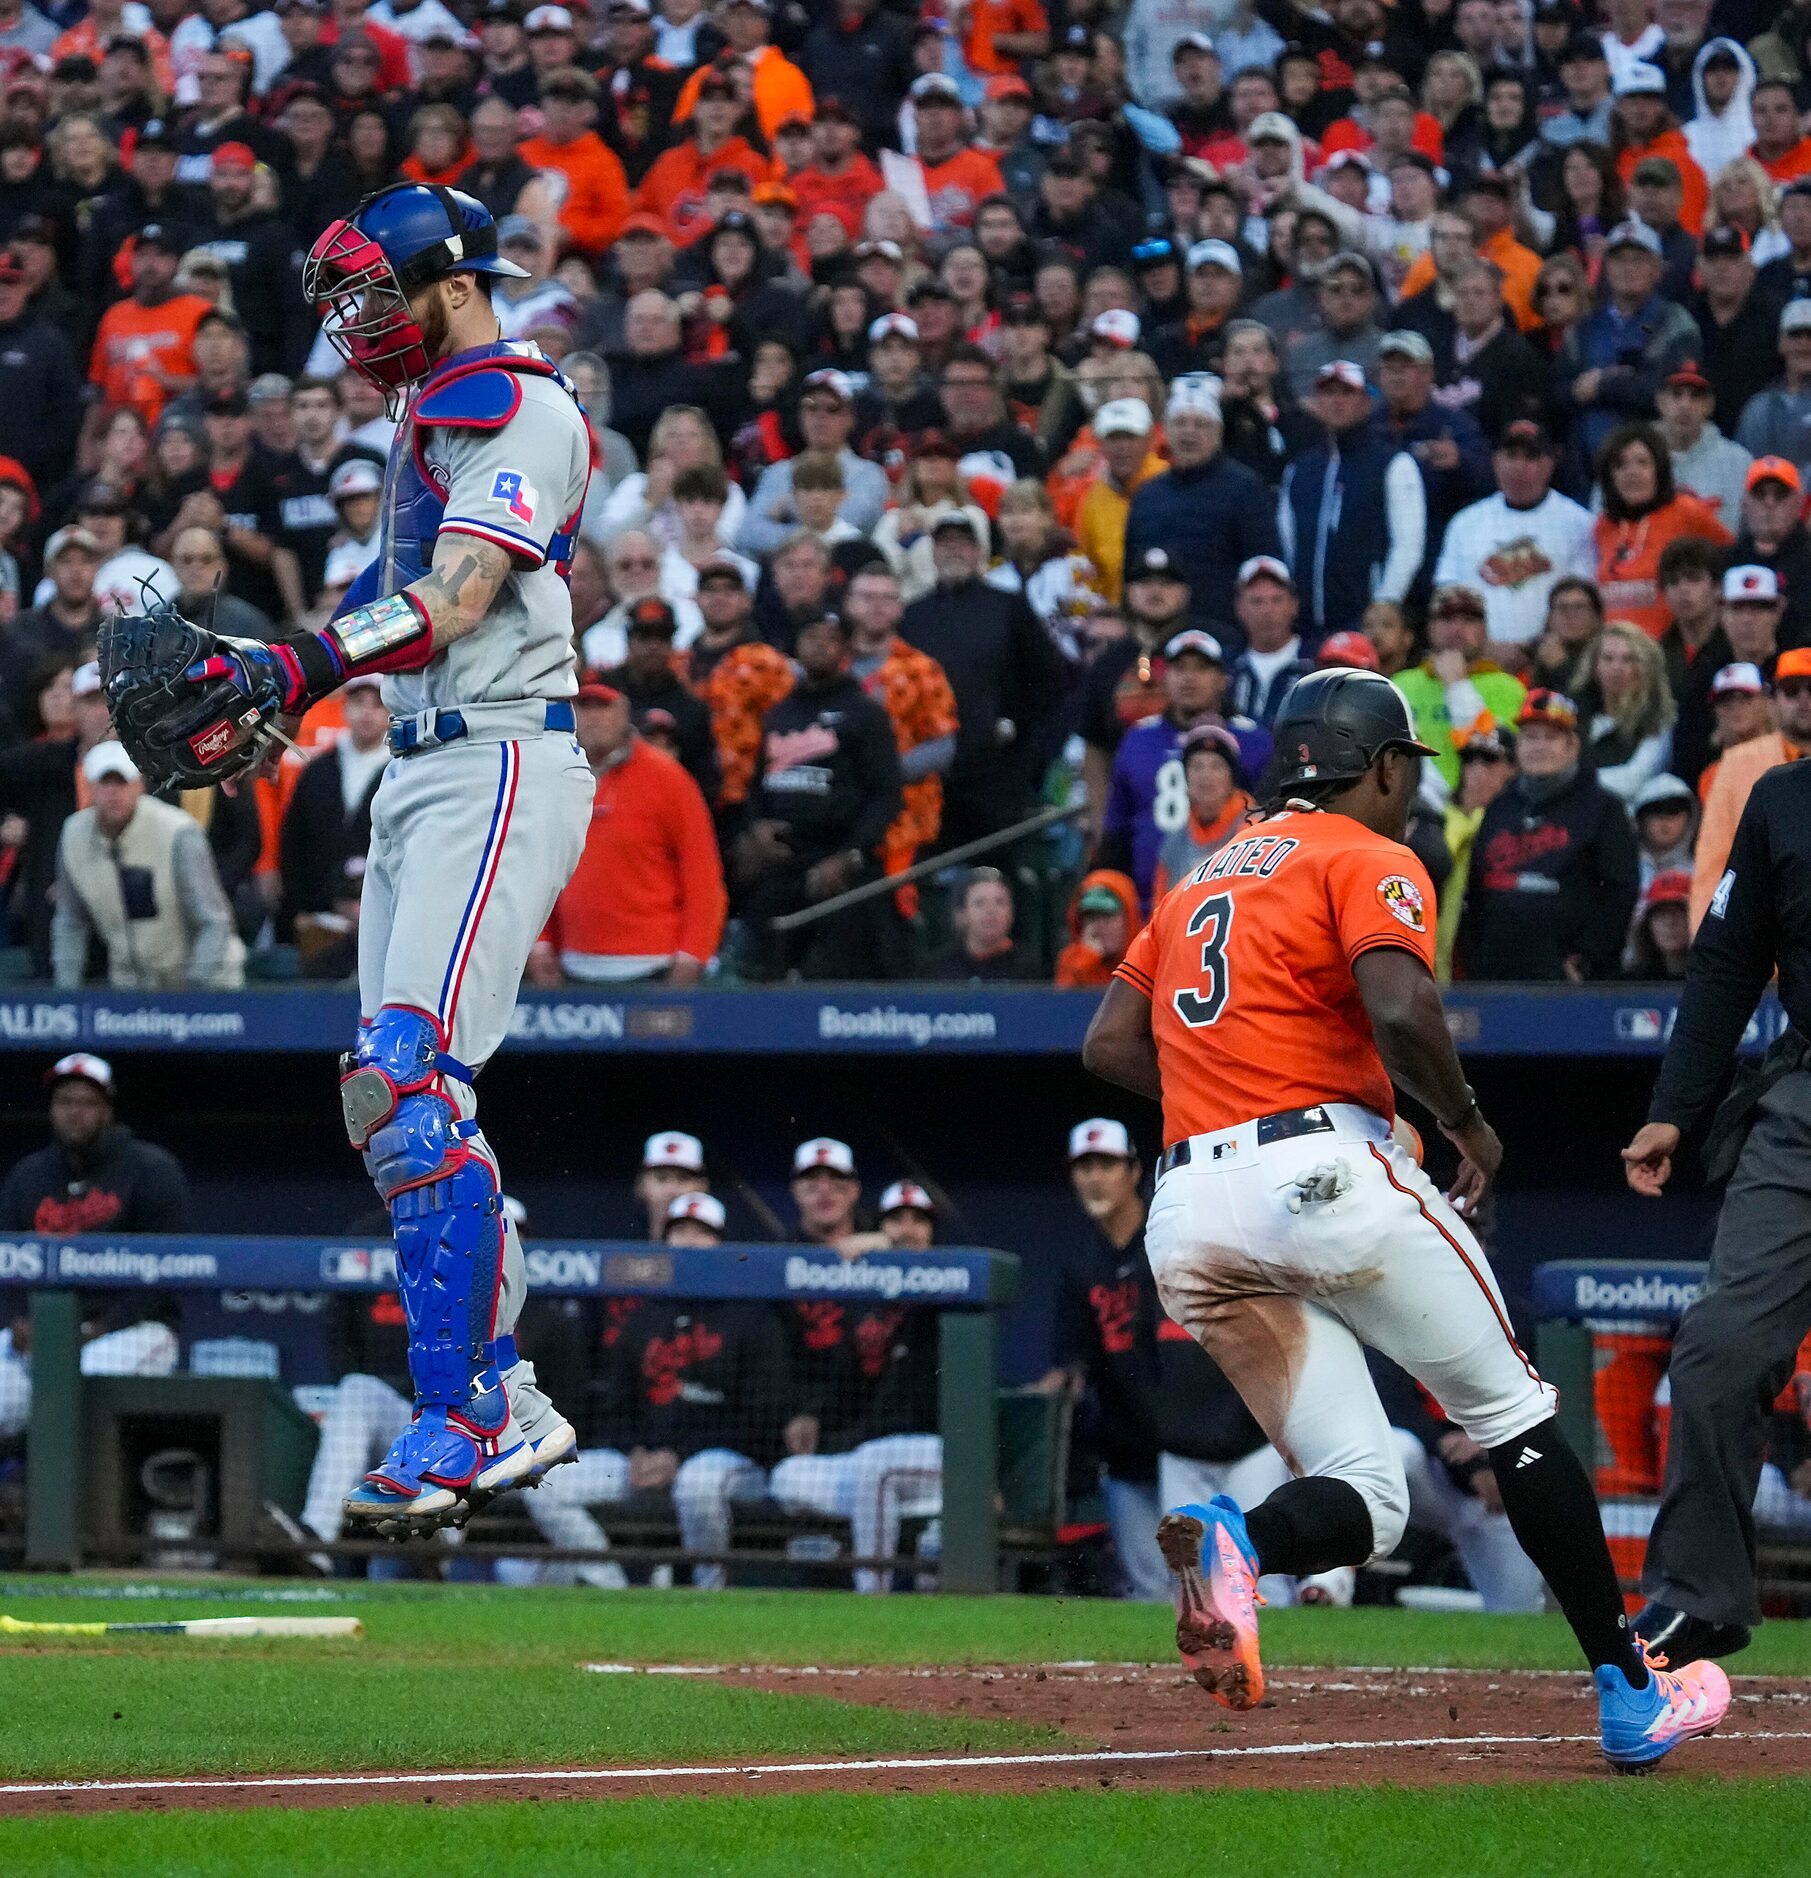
[{"xmin": 1173, "ymin": 892, "xmax": 1233, "ymax": 1027}]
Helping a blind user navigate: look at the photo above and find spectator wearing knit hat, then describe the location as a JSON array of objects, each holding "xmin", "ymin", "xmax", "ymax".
[
  {"xmin": 1123, "ymin": 375, "xmax": 1281, "ymax": 641},
  {"xmin": 1456, "ymin": 688, "xmax": 1640, "ymax": 983}
]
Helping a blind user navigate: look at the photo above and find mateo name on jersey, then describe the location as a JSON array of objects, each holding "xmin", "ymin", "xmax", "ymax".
[{"xmin": 1185, "ymin": 833, "xmax": 1300, "ymax": 888}]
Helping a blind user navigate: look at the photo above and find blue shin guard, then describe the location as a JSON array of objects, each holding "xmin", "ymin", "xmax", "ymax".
[{"xmin": 338, "ymin": 1008, "xmax": 528, "ymax": 1529}]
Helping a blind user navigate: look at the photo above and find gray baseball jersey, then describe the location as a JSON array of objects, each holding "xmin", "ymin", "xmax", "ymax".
[{"xmin": 378, "ymin": 370, "xmax": 591, "ymax": 715}]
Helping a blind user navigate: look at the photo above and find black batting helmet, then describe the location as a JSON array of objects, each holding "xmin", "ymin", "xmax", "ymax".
[{"xmin": 1270, "ymin": 668, "xmax": 1433, "ymax": 792}]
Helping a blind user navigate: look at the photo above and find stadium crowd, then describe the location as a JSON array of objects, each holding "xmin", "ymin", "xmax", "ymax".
[{"xmin": 0, "ymin": 0, "xmax": 1809, "ymax": 982}]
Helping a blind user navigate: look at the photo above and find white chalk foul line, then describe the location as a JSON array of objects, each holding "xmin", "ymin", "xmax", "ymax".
[{"xmin": 6, "ymin": 1730, "xmax": 1811, "ymax": 1800}]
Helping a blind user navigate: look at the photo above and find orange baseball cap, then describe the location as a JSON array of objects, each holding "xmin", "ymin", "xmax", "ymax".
[
  {"xmin": 1516, "ymin": 688, "xmax": 1579, "ymax": 730},
  {"xmin": 1776, "ymin": 646, "xmax": 1811, "ymax": 681},
  {"xmin": 1747, "ymin": 455, "xmax": 1802, "ymax": 493},
  {"xmin": 618, "ymin": 211, "xmax": 670, "ymax": 238}
]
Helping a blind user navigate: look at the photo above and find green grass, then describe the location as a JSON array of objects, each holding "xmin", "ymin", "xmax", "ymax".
[
  {"xmin": 4, "ymin": 1781, "xmax": 1808, "ymax": 1877},
  {"xmin": 3, "ymin": 1579, "xmax": 1809, "ymax": 1784}
]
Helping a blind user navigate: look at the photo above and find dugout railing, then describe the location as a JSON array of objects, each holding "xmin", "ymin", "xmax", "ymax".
[
  {"xmin": 8, "ymin": 1235, "xmax": 1020, "ymax": 1594},
  {"xmin": 1536, "ymin": 1258, "xmax": 1811, "ymax": 1615}
]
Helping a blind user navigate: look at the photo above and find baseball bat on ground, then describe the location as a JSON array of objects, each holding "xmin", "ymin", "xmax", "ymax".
[{"xmin": 0, "ymin": 1614, "xmax": 363, "ymax": 1639}]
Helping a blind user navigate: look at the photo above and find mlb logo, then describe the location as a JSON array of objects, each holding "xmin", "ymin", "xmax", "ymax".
[
  {"xmin": 1614, "ymin": 1008, "xmax": 1664, "ymax": 1042},
  {"xmin": 321, "ymin": 1248, "xmax": 371, "ymax": 1284}
]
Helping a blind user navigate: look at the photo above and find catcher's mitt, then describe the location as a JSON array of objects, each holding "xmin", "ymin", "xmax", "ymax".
[{"xmin": 97, "ymin": 601, "xmax": 289, "ymax": 791}]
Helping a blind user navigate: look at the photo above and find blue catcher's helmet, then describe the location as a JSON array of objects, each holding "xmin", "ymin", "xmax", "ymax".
[{"xmin": 303, "ymin": 182, "xmax": 529, "ymax": 407}]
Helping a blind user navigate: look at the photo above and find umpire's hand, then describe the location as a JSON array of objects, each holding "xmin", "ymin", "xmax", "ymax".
[{"xmin": 1622, "ymin": 1122, "xmax": 1681, "ymax": 1196}]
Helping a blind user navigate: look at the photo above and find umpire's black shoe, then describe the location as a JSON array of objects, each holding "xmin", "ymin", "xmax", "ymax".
[{"xmin": 1634, "ymin": 1602, "xmax": 1753, "ymax": 1664}]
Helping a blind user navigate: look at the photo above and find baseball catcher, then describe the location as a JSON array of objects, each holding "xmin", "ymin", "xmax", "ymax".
[{"xmin": 106, "ymin": 181, "xmax": 596, "ymax": 1543}]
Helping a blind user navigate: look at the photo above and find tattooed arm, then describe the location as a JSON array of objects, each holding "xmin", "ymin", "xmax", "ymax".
[
  {"xmin": 253, "ymin": 529, "xmax": 518, "ymax": 712},
  {"xmin": 405, "ymin": 531, "xmax": 515, "ymax": 652}
]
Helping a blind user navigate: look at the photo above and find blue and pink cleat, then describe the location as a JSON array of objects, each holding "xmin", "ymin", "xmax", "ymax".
[
  {"xmin": 1157, "ymin": 1495, "xmax": 1266, "ymax": 1711},
  {"xmin": 1595, "ymin": 1652, "xmax": 1731, "ymax": 1774}
]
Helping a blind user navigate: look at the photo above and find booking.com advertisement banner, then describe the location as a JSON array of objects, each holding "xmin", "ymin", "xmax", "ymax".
[
  {"xmin": 0, "ymin": 1235, "xmax": 1017, "ymax": 1307},
  {"xmin": 0, "ymin": 987, "xmax": 1787, "ymax": 1058}
]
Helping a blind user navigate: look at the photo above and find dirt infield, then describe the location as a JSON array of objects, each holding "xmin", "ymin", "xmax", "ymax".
[{"xmin": 7, "ymin": 1663, "xmax": 1811, "ymax": 1816}]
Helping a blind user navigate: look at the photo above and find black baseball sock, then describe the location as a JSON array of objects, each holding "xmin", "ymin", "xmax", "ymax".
[
  {"xmin": 1487, "ymin": 1417, "xmax": 1648, "ymax": 1688},
  {"xmin": 1243, "ymin": 1477, "xmax": 1375, "ymax": 1578}
]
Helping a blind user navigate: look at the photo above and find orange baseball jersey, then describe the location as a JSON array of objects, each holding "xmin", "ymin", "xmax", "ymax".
[{"xmin": 1114, "ymin": 807, "xmax": 1438, "ymax": 1145}]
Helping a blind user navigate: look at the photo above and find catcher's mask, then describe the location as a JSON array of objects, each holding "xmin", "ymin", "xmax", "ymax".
[{"xmin": 303, "ymin": 182, "xmax": 527, "ymax": 414}]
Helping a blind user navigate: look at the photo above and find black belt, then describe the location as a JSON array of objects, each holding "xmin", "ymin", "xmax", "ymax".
[{"xmin": 1158, "ymin": 1106, "xmax": 1335, "ymax": 1177}]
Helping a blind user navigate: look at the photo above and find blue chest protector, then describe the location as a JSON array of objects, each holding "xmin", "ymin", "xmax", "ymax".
[{"xmin": 334, "ymin": 341, "xmax": 586, "ymax": 621}]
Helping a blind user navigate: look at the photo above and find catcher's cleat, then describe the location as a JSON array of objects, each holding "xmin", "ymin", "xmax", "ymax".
[
  {"xmin": 1597, "ymin": 1655, "xmax": 1731, "ymax": 1773},
  {"xmin": 343, "ymin": 1385, "xmax": 532, "ymax": 1536},
  {"xmin": 503, "ymin": 1358, "xmax": 578, "ymax": 1486},
  {"xmin": 1158, "ymin": 1495, "xmax": 1265, "ymax": 1711}
]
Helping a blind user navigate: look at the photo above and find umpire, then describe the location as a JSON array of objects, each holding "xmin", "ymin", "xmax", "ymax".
[{"xmin": 1622, "ymin": 759, "xmax": 1811, "ymax": 1663}]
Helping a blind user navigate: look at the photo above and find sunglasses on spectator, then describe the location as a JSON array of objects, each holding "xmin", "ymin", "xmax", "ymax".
[
  {"xmin": 613, "ymin": 553, "xmax": 658, "ymax": 570},
  {"xmin": 1779, "ymin": 678, "xmax": 1811, "ymax": 699}
]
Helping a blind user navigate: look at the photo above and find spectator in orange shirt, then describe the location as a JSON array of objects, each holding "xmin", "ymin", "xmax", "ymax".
[
  {"xmin": 1053, "ymin": 868, "xmax": 1140, "ymax": 988},
  {"xmin": 55, "ymin": 0, "xmax": 173, "ymax": 93},
  {"xmin": 672, "ymin": 0, "xmax": 813, "ymax": 139},
  {"xmin": 908, "ymin": 73, "xmax": 1005, "ymax": 237},
  {"xmin": 1750, "ymin": 79, "xmax": 1811, "ymax": 186},
  {"xmin": 88, "ymin": 227, "xmax": 211, "ymax": 427},
  {"xmin": 687, "ymin": 555, "xmax": 794, "ymax": 812},
  {"xmin": 519, "ymin": 67, "xmax": 631, "ymax": 256},
  {"xmin": 791, "ymin": 97, "xmax": 883, "ymax": 229},
  {"xmin": 636, "ymin": 67, "xmax": 773, "ymax": 241},
  {"xmin": 844, "ymin": 560, "xmax": 958, "ymax": 883},
  {"xmin": 1593, "ymin": 423, "xmax": 1732, "ymax": 639},
  {"xmin": 529, "ymin": 678, "xmax": 726, "ymax": 988},
  {"xmin": 960, "ymin": 0, "xmax": 1048, "ymax": 77},
  {"xmin": 1611, "ymin": 63, "xmax": 1708, "ymax": 235},
  {"xmin": 1396, "ymin": 180, "xmax": 1543, "ymax": 331}
]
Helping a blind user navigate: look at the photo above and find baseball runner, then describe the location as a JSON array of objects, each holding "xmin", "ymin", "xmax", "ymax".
[
  {"xmin": 1083, "ymin": 668, "xmax": 1730, "ymax": 1772},
  {"xmin": 98, "ymin": 183, "xmax": 596, "ymax": 1538}
]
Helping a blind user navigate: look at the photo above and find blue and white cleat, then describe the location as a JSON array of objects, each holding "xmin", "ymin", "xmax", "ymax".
[
  {"xmin": 1156, "ymin": 1494, "xmax": 1265, "ymax": 1711},
  {"xmin": 343, "ymin": 1380, "xmax": 533, "ymax": 1539},
  {"xmin": 504, "ymin": 1358, "xmax": 578, "ymax": 1485},
  {"xmin": 1596, "ymin": 1655, "xmax": 1731, "ymax": 1774}
]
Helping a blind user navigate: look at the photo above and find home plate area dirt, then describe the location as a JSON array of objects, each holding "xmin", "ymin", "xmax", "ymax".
[{"xmin": 8, "ymin": 1664, "xmax": 1811, "ymax": 1816}]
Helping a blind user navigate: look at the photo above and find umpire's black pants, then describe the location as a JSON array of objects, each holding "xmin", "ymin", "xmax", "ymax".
[{"xmin": 1643, "ymin": 1068, "xmax": 1811, "ymax": 1627}]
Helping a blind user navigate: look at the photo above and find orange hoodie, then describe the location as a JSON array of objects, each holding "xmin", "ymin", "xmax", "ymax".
[
  {"xmin": 636, "ymin": 135, "xmax": 774, "ymax": 242},
  {"xmin": 1616, "ymin": 130, "xmax": 1708, "ymax": 235},
  {"xmin": 540, "ymin": 738, "xmax": 727, "ymax": 967},
  {"xmin": 1054, "ymin": 868, "xmax": 1143, "ymax": 989},
  {"xmin": 517, "ymin": 130, "xmax": 630, "ymax": 256},
  {"xmin": 1397, "ymin": 225, "xmax": 1544, "ymax": 332},
  {"xmin": 673, "ymin": 44, "xmax": 814, "ymax": 140}
]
